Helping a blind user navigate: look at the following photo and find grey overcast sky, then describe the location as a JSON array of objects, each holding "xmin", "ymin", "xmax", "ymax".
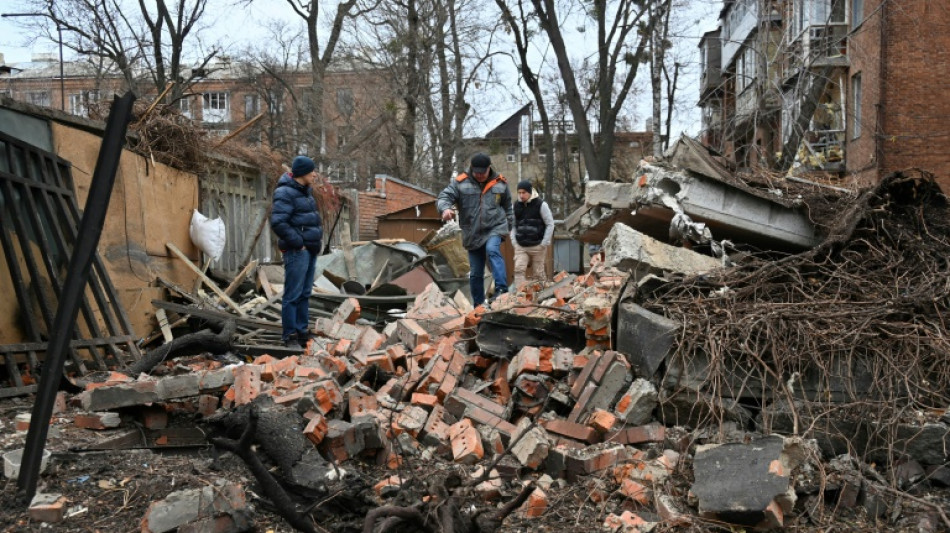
[{"xmin": 0, "ymin": 0, "xmax": 719, "ymax": 138}]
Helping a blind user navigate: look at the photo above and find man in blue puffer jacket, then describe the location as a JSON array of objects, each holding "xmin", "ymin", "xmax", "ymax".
[{"xmin": 270, "ymin": 156, "xmax": 323, "ymax": 348}]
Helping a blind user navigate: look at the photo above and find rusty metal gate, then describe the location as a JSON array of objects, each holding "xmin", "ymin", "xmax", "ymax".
[{"xmin": 0, "ymin": 130, "xmax": 141, "ymax": 397}]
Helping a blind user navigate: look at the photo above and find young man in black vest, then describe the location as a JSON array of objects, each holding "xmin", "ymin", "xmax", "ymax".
[{"xmin": 511, "ymin": 179, "xmax": 554, "ymax": 291}]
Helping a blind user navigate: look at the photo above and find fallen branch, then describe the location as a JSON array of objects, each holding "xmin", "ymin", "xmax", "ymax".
[
  {"xmin": 210, "ymin": 406, "xmax": 318, "ymax": 533},
  {"xmin": 126, "ymin": 318, "xmax": 234, "ymax": 376}
]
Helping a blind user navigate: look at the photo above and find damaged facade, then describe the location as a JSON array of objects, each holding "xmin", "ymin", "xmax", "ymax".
[{"xmin": 698, "ymin": 0, "xmax": 950, "ymax": 191}]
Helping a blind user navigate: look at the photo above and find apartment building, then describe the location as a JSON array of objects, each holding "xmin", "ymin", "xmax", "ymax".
[
  {"xmin": 0, "ymin": 54, "xmax": 403, "ymax": 187},
  {"xmin": 698, "ymin": 0, "xmax": 950, "ymax": 190}
]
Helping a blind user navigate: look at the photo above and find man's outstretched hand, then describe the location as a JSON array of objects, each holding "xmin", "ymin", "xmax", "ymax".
[{"xmin": 442, "ymin": 209, "xmax": 455, "ymax": 221}]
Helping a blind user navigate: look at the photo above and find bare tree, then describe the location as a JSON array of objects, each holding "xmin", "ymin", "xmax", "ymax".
[
  {"xmin": 494, "ymin": 0, "xmax": 557, "ymax": 197},
  {"xmin": 649, "ymin": 0, "xmax": 672, "ymax": 158},
  {"xmin": 13, "ymin": 0, "xmax": 218, "ymax": 100},
  {"xmin": 526, "ymin": 0, "xmax": 659, "ymax": 183},
  {"xmin": 281, "ymin": 0, "xmax": 363, "ymax": 158}
]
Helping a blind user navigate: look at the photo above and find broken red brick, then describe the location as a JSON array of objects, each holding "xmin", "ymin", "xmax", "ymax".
[
  {"xmin": 620, "ymin": 479, "xmax": 651, "ymax": 505},
  {"xmin": 523, "ymin": 488, "xmax": 548, "ymax": 518},
  {"xmin": 303, "ymin": 413, "xmax": 329, "ymax": 445},
  {"xmin": 386, "ymin": 344, "xmax": 408, "ymax": 362},
  {"xmin": 508, "ymin": 346, "xmax": 541, "ymax": 380},
  {"xmin": 348, "ymin": 391, "xmax": 379, "ymax": 418},
  {"xmin": 197, "ymin": 394, "xmax": 219, "ymax": 417},
  {"xmin": 588, "ymin": 409, "xmax": 617, "ymax": 434},
  {"xmin": 314, "ymin": 380, "xmax": 344, "ymax": 414},
  {"xmin": 543, "ymin": 418, "xmax": 599, "ymax": 443},
  {"xmin": 393, "ymin": 406, "xmax": 429, "ymax": 437},
  {"xmin": 607, "ymin": 423, "xmax": 666, "ymax": 445},
  {"xmin": 334, "ymin": 298, "xmax": 362, "ymax": 324},
  {"xmin": 448, "ymin": 418, "xmax": 484, "ymax": 464},
  {"xmin": 232, "ymin": 365, "xmax": 262, "ymax": 406},
  {"xmin": 373, "ymin": 475, "xmax": 405, "ymax": 496},
  {"xmin": 365, "ymin": 352, "xmax": 395, "ymax": 373},
  {"xmin": 74, "ymin": 412, "xmax": 121, "ymax": 430},
  {"xmin": 603, "ymin": 511, "xmax": 651, "ymax": 531},
  {"xmin": 141, "ymin": 407, "xmax": 168, "ymax": 429},
  {"xmin": 411, "ymin": 393, "xmax": 439, "ymax": 408},
  {"xmin": 14, "ymin": 413, "xmax": 31, "ymax": 431},
  {"xmin": 28, "ymin": 494, "xmax": 66, "ymax": 523},
  {"xmin": 394, "ymin": 318, "xmax": 430, "ymax": 346},
  {"xmin": 332, "ymin": 338, "xmax": 353, "ymax": 357}
]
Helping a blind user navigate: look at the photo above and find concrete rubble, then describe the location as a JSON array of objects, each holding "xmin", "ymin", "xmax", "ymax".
[{"xmin": 2, "ymin": 171, "xmax": 949, "ymax": 532}]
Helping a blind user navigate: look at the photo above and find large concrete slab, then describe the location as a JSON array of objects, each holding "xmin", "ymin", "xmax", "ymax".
[
  {"xmin": 568, "ymin": 162, "xmax": 819, "ymax": 250},
  {"xmin": 603, "ymin": 223, "xmax": 722, "ymax": 281}
]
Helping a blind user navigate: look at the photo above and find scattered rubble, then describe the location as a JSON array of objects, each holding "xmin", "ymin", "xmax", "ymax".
[{"xmin": 1, "ymin": 169, "xmax": 949, "ymax": 532}]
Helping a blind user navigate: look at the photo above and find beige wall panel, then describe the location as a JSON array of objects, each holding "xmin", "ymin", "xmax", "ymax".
[{"xmin": 51, "ymin": 123, "xmax": 201, "ymax": 337}]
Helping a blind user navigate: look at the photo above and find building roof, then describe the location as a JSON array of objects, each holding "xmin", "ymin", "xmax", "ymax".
[
  {"xmin": 376, "ymin": 174, "xmax": 436, "ymax": 197},
  {"xmin": 484, "ymin": 103, "xmax": 532, "ymax": 141}
]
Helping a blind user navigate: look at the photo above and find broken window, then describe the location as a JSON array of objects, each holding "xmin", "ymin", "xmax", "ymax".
[{"xmin": 851, "ymin": 73, "xmax": 862, "ymax": 138}]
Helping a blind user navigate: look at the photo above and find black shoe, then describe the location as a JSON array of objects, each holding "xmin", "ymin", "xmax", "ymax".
[{"xmin": 283, "ymin": 335, "xmax": 300, "ymax": 348}]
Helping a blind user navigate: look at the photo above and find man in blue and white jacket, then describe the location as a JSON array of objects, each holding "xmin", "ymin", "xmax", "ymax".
[{"xmin": 270, "ymin": 156, "xmax": 323, "ymax": 348}]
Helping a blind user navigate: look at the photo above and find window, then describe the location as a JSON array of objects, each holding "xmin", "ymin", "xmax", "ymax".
[
  {"xmin": 202, "ymin": 92, "xmax": 230, "ymax": 123},
  {"xmin": 736, "ymin": 46, "xmax": 756, "ymax": 94},
  {"xmin": 69, "ymin": 91, "xmax": 99, "ymax": 117},
  {"xmin": 336, "ymin": 88, "xmax": 354, "ymax": 117},
  {"xmin": 506, "ymin": 145, "xmax": 516, "ymax": 163},
  {"xmin": 28, "ymin": 91, "xmax": 50, "ymax": 107},
  {"xmin": 0, "ymin": 89, "xmax": 11, "ymax": 98},
  {"xmin": 178, "ymin": 97, "xmax": 192, "ymax": 118},
  {"xmin": 851, "ymin": 73, "xmax": 862, "ymax": 138},
  {"xmin": 570, "ymin": 147, "xmax": 579, "ymax": 162},
  {"xmin": 244, "ymin": 94, "xmax": 259, "ymax": 118},
  {"xmin": 852, "ymin": 0, "xmax": 864, "ymax": 28},
  {"xmin": 267, "ymin": 90, "xmax": 284, "ymax": 115},
  {"xmin": 538, "ymin": 152, "xmax": 547, "ymax": 163}
]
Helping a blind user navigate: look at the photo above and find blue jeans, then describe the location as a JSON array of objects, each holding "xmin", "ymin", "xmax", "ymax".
[
  {"xmin": 468, "ymin": 235, "xmax": 508, "ymax": 306},
  {"xmin": 281, "ymin": 248, "xmax": 317, "ymax": 341}
]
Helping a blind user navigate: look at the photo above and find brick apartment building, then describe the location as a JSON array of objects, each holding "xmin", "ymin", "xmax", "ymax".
[
  {"xmin": 698, "ymin": 0, "xmax": 950, "ymax": 190},
  {"xmin": 0, "ymin": 53, "xmax": 404, "ymax": 187}
]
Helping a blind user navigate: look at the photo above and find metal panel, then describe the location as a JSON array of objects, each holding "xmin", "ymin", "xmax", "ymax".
[{"xmin": 553, "ymin": 238, "xmax": 583, "ymax": 274}]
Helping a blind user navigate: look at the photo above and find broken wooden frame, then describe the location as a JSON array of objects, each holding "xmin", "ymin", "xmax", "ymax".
[{"xmin": 0, "ymin": 129, "xmax": 141, "ymax": 396}]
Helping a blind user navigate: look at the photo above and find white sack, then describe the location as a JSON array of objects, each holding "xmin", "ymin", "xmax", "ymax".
[{"xmin": 189, "ymin": 209, "xmax": 226, "ymax": 261}]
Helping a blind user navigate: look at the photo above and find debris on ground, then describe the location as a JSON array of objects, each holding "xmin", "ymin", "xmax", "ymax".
[{"xmin": 1, "ymin": 169, "xmax": 948, "ymax": 533}]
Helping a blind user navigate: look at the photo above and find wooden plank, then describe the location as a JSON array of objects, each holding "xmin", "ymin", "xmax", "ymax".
[
  {"xmin": 0, "ymin": 336, "xmax": 138, "ymax": 353},
  {"xmin": 151, "ymin": 300, "xmax": 281, "ymax": 332},
  {"xmin": 257, "ymin": 268, "xmax": 276, "ymax": 300},
  {"xmin": 165, "ymin": 242, "xmax": 245, "ymax": 316},
  {"xmin": 221, "ymin": 259, "xmax": 258, "ymax": 300},
  {"xmin": 154, "ymin": 308, "xmax": 174, "ymax": 343}
]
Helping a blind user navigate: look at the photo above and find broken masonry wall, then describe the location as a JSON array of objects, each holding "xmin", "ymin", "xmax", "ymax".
[{"xmin": 51, "ymin": 122, "xmax": 201, "ymax": 338}]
